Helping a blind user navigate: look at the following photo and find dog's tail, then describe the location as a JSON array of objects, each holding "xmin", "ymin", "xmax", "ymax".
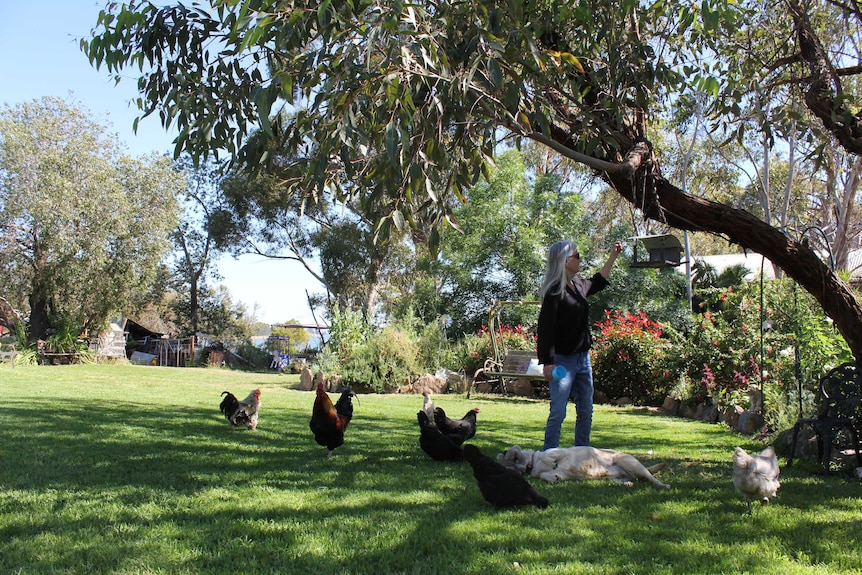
[{"xmin": 646, "ymin": 462, "xmax": 666, "ymax": 474}]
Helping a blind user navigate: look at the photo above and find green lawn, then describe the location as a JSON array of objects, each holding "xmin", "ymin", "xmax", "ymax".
[{"xmin": 1, "ymin": 364, "xmax": 859, "ymax": 575}]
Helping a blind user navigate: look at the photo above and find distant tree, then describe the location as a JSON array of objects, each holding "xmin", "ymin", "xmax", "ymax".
[
  {"xmin": 215, "ymin": 166, "xmax": 416, "ymax": 321},
  {"xmin": 269, "ymin": 321, "xmax": 311, "ymax": 354},
  {"xmin": 194, "ymin": 284, "xmax": 257, "ymax": 347},
  {"xmin": 0, "ymin": 97, "xmax": 182, "ymax": 341},
  {"xmin": 425, "ymin": 149, "xmax": 596, "ymax": 334},
  {"xmin": 170, "ymin": 157, "xmax": 228, "ymax": 336}
]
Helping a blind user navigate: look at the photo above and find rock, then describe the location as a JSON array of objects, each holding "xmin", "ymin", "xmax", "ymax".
[
  {"xmin": 721, "ymin": 405, "xmax": 744, "ymax": 429},
  {"xmin": 681, "ymin": 404, "xmax": 698, "ymax": 419},
  {"xmin": 701, "ymin": 404, "xmax": 719, "ymax": 423},
  {"xmin": 436, "ymin": 368, "xmax": 468, "ymax": 393},
  {"xmin": 410, "ymin": 374, "xmax": 449, "ymax": 394},
  {"xmin": 737, "ymin": 410, "xmax": 765, "ymax": 434},
  {"xmin": 510, "ymin": 379, "xmax": 535, "ymax": 397},
  {"xmin": 661, "ymin": 396, "xmax": 680, "ymax": 416},
  {"xmin": 299, "ymin": 366, "xmax": 314, "ymax": 391},
  {"xmin": 473, "ymin": 382, "xmax": 494, "ymax": 394}
]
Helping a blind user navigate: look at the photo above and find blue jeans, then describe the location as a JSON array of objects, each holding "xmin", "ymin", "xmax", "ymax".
[{"xmin": 543, "ymin": 351, "xmax": 594, "ymax": 449}]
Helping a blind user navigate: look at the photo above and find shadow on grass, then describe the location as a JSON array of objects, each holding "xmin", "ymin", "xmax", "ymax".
[{"xmin": 3, "ymin": 391, "xmax": 861, "ymax": 574}]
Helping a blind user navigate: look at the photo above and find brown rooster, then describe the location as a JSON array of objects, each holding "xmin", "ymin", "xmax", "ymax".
[
  {"xmin": 219, "ymin": 389, "xmax": 261, "ymax": 430},
  {"xmin": 309, "ymin": 382, "xmax": 356, "ymax": 457}
]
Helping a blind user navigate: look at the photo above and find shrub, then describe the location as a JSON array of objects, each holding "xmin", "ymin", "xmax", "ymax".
[
  {"xmin": 591, "ymin": 310, "xmax": 673, "ymax": 405},
  {"xmin": 316, "ymin": 307, "xmax": 421, "ymax": 393},
  {"xmin": 233, "ymin": 341, "xmax": 273, "ymax": 371}
]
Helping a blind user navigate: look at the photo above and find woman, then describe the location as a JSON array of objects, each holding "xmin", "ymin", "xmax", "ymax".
[{"xmin": 536, "ymin": 239, "xmax": 623, "ymax": 449}]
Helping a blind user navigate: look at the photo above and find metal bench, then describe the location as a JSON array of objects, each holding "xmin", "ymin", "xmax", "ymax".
[
  {"xmin": 469, "ymin": 349, "xmax": 548, "ymax": 398},
  {"xmin": 0, "ymin": 345, "xmax": 19, "ymax": 368},
  {"xmin": 787, "ymin": 361, "xmax": 862, "ymax": 474}
]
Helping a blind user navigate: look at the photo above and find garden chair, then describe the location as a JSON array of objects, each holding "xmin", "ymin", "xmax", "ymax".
[{"xmin": 787, "ymin": 361, "xmax": 862, "ymax": 474}]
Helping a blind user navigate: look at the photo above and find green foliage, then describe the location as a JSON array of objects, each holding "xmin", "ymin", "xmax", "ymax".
[
  {"xmin": 317, "ymin": 306, "xmax": 421, "ymax": 392},
  {"xmin": 81, "ymin": 0, "xmax": 745, "ymax": 241},
  {"xmin": 168, "ymin": 157, "xmax": 230, "ymax": 337},
  {"xmin": 81, "ymin": 0, "xmax": 862, "ymax": 364},
  {"xmin": 233, "ymin": 340, "xmax": 274, "ymax": 371},
  {"xmin": 0, "ymin": 97, "xmax": 182, "ymax": 341},
  {"xmin": 189, "ymin": 285, "xmax": 257, "ymax": 346},
  {"xmin": 454, "ymin": 322, "xmax": 538, "ymax": 377},
  {"xmin": 588, "ymin": 272, "xmax": 851, "ymax": 431},
  {"xmin": 414, "ymin": 315, "xmax": 462, "ymax": 373},
  {"xmin": 592, "ymin": 264, "xmax": 691, "ymax": 328},
  {"xmin": 44, "ymin": 324, "xmax": 88, "ymax": 355},
  {"xmin": 433, "ymin": 149, "xmax": 591, "ymax": 335}
]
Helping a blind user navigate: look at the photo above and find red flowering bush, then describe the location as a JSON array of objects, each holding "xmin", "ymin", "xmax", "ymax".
[{"xmin": 591, "ymin": 310, "xmax": 674, "ymax": 405}]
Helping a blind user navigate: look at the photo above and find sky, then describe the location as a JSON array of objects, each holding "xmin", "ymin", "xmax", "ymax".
[{"xmin": 0, "ymin": 0, "xmax": 322, "ymax": 327}]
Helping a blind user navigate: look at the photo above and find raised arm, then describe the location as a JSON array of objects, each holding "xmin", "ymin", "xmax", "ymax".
[{"xmin": 598, "ymin": 241, "xmax": 623, "ymax": 279}]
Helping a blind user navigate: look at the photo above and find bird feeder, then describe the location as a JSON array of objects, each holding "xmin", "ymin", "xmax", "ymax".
[{"xmin": 630, "ymin": 234, "xmax": 685, "ymax": 269}]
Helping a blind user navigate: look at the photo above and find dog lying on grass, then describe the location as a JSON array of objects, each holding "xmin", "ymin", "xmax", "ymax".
[{"xmin": 497, "ymin": 444, "xmax": 670, "ymax": 489}]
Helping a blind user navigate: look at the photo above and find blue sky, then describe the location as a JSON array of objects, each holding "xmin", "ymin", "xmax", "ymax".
[{"xmin": 1, "ymin": 0, "xmax": 321, "ymax": 326}]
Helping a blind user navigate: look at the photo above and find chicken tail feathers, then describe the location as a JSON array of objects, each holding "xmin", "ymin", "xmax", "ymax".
[{"xmin": 219, "ymin": 391, "xmax": 240, "ymax": 419}]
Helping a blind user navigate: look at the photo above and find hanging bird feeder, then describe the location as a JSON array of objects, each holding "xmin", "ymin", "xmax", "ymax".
[{"xmin": 630, "ymin": 234, "xmax": 686, "ymax": 269}]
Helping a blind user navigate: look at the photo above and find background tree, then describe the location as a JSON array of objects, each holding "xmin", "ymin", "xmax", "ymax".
[
  {"xmin": 215, "ymin": 168, "xmax": 328, "ymax": 292},
  {"xmin": 194, "ymin": 284, "xmax": 257, "ymax": 347},
  {"xmin": 269, "ymin": 321, "xmax": 311, "ymax": 354},
  {"xmin": 0, "ymin": 97, "xmax": 181, "ymax": 342},
  {"xmin": 428, "ymin": 149, "xmax": 593, "ymax": 334},
  {"xmin": 84, "ymin": 0, "xmax": 862, "ymax": 358},
  {"xmin": 170, "ymin": 157, "xmax": 228, "ymax": 336},
  {"xmin": 215, "ymin": 142, "xmax": 423, "ymax": 322}
]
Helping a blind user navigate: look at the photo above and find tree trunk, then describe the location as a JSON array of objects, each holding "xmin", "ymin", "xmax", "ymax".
[
  {"xmin": 190, "ymin": 274, "xmax": 200, "ymax": 337},
  {"xmin": 832, "ymin": 156, "xmax": 862, "ymax": 271},
  {"xmin": 606, "ymin": 142, "xmax": 862, "ymax": 360},
  {"xmin": 28, "ymin": 291, "xmax": 51, "ymax": 343}
]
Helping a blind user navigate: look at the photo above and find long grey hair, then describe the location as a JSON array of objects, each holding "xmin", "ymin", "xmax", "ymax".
[{"xmin": 539, "ymin": 240, "xmax": 578, "ymax": 300}]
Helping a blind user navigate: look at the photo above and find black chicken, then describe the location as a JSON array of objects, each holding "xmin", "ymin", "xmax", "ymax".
[
  {"xmin": 463, "ymin": 444, "xmax": 549, "ymax": 509},
  {"xmin": 310, "ymin": 382, "xmax": 357, "ymax": 457},
  {"xmin": 434, "ymin": 406, "xmax": 479, "ymax": 445},
  {"xmin": 417, "ymin": 411, "xmax": 463, "ymax": 461}
]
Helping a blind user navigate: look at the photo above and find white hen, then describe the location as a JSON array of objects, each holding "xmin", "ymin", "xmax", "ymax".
[
  {"xmin": 422, "ymin": 392, "xmax": 435, "ymax": 422},
  {"xmin": 733, "ymin": 446, "xmax": 780, "ymax": 514}
]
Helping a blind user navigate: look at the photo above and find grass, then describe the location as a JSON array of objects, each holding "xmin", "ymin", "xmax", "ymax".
[{"xmin": 1, "ymin": 364, "xmax": 860, "ymax": 575}]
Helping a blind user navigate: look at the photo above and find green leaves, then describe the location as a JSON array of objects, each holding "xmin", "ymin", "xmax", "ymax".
[{"xmin": 80, "ymin": 0, "xmax": 769, "ymax": 247}]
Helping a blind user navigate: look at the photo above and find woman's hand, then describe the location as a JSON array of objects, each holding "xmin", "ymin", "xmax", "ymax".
[
  {"xmin": 543, "ymin": 364, "xmax": 555, "ymax": 382},
  {"xmin": 599, "ymin": 241, "xmax": 623, "ymax": 278}
]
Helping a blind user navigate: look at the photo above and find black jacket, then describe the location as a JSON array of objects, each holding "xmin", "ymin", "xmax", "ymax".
[{"xmin": 536, "ymin": 272, "xmax": 608, "ymax": 365}]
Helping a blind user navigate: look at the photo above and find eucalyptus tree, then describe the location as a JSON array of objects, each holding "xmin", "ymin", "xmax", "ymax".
[
  {"xmin": 216, "ymin": 165, "xmax": 416, "ymax": 320},
  {"xmin": 816, "ymin": 145, "xmax": 862, "ymax": 272},
  {"xmin": 171, "ymin": 157, "xmax": 227, "ymax": 337},
  {"xmin": 0, "ymin": 97, "xmax": 182, "ymax": 341},
  {"xmin": 83, "ymin": 0, "xmax": 862, "ymax": 358}
]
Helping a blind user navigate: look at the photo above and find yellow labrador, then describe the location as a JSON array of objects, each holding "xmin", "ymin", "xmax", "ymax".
[{"xmin": 497, "ymin": 445, "xmax": 670, "ymax": 489}]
